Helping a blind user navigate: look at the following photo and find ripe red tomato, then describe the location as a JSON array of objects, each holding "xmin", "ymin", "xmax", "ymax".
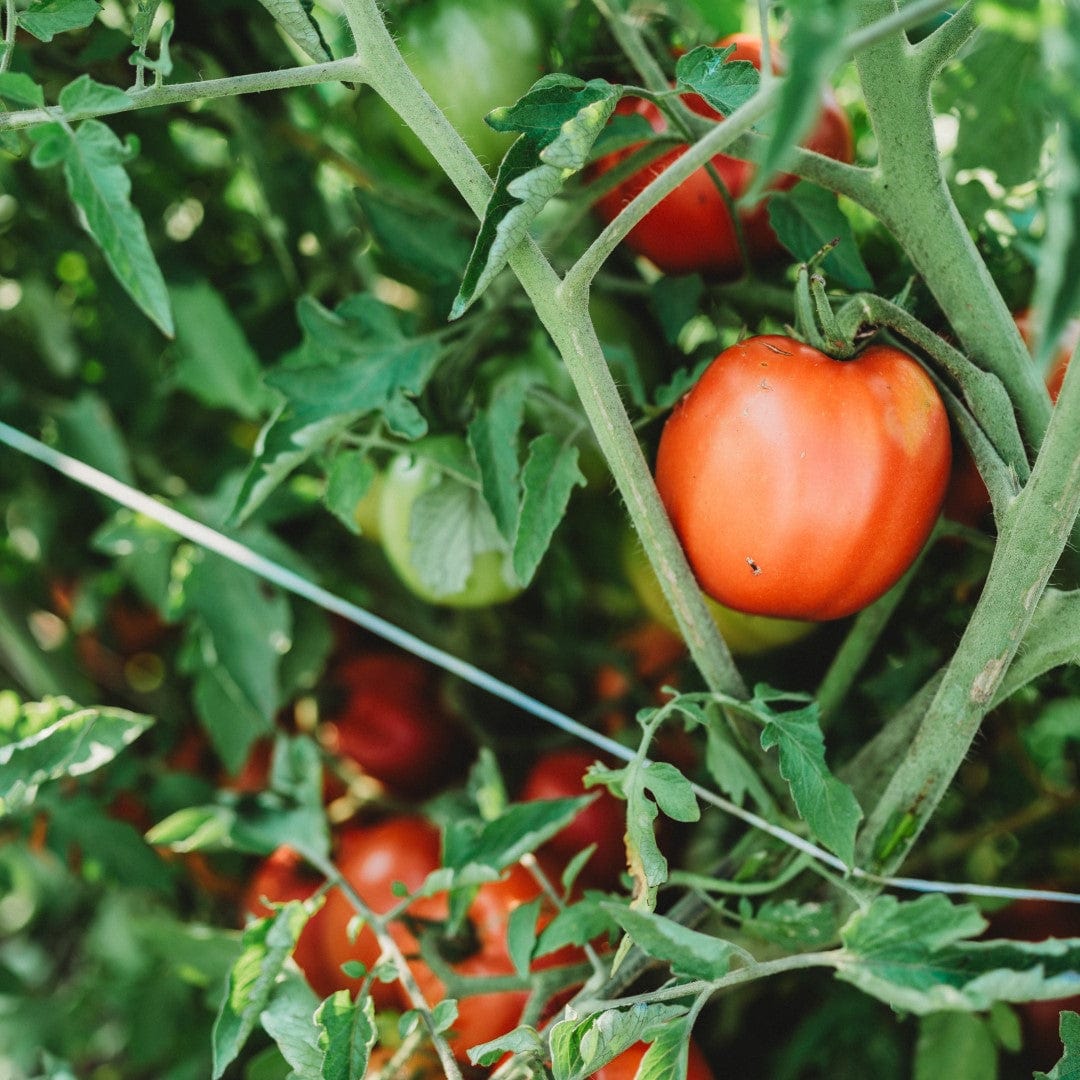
[
  {"xmin": 398, "ymin": 861, "xmax": 586, "ymax": 1060},
  {"xmin": 590, "ymin": 1038, "xmax": 715, "ymax": 1079},
  {"xmin": 655, "ymin": 335, "xmax": 951, "ymax": 621},
  {"xmin": 318, "ymin": 817, "xmax": 442, "ymax": 1009},
  {"xmin": 986, "ymin": 895, "xmax": 1080, "ymax": 1073},
  {"xmin": 591, "ymin": 34, "xmax": 853, "ymax": 277},
  {"xmin": 243, "ymin": 845, "xmax": 338, "ymax": 998},
  {"xmin": 321, "ymin": 652, "xmax": 470, "ymax": 798},
  {"xmin": 520, "ymin": 748, "xmax": 627, "ymax": 888}
]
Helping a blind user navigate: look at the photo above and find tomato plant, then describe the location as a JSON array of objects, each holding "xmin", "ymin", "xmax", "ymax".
[
  {"xmin": 398, "ymin": 860, "xmax": 587, "ymax": 1061},
  {"xmin": 321, "ymin": 651, "xmax": 470, "ymax": 797},
  {"xmin": 591, "ymin": 34, "xmax": 854, "ymax": 277},
  {"xmin": 317, "ymin": 817, "xmax": 442, "ymax": 1009},
  {"xmin": 654, "ymin": 335, "xmax": 952, "ymax": 620}
]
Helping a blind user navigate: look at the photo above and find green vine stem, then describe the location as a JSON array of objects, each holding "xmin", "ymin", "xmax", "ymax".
[
  {"xmin": 857, "ymin": 335, "xmax": 1080, "ymax": 872},
  {"xmin": 336, "ymin": 0, "xmax": 748, "ymax": 704},
  {"xmin": 852, "ymin": 1, "xmax": 1052, "ymax": 454}
]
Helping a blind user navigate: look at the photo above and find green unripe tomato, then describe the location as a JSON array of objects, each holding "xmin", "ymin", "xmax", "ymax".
[
  {"xmin": 353, "ymin": 470, "xmax": 386, "ymax": 542},
  {"xmin": 620, "ymin": 529, "xmax": 814, "ymax": 656},
  {"xmin": 396, "ymin": 0, "xmax": 546, "ymax": 169},
  {"xmin": 378, "ymin": 451, "xmax": 522, "ymax": 608}
]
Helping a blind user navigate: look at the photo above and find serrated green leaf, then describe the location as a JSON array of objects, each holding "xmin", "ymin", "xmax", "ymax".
[
  {"xmin": 675, "ymin": 44, "xmax": 759, "ymax": 115},
  {"xmin": 601, "ymin": 903, "xmax": 735, "ymax": 981},
  {"xmin": 0, "ymin": 73, "xmax": 45, "ymax": 108},
  {"xmin": 741, "ymin": 898, "xmax": 837, "ymax": 950},
  {"xmin": 316, "ymin": 990, "xmax": 377, "ymax": 1080},
  {"xmin": 212, "ymin": 903, "xmax": 308, "ymax": 1078},
  {"xmin": 0, "ymin": 699, "xmax": 152, "ymax": 812},
  {"xmin": 749, "ymin": 687, "xmax": 862, "ymax": 866},
  {"xmin": 253, "ymin": 0, "xmax": 331, "ymax": 64},
  {"xmin": 444, "ymin": 797, "xmax": 591, "ymax": 873},
  {"xmin": 837, "ymin": 894, "xmax": 1080, "ymax": 1015},
  {"xmin": 17, "ymin": 0, "xmax": 100, "ymax": 42},
  {"xmin": 1037, "ymin": 1011, "xmax": 1080, "ymax": 1080},
  {"xmin": 61, "ymin": 119, "xmax": 173, "ymax": 335},
  {"xmin": 705, "ymin": 725, "xmax": 775, "ymax": 811},
  {"xmin": 259, "ymin": 974, "xmax": 323, "ymax": 1076},
  {"xmin": 146, "ymin": 804, "xmax": 236, "ymax": 852},
  {"xmin": 266, "ymin": 295, "xmax": 440, "ymax": 423},
  {"xmin": 170, "ymin": 280, "xmax": 272, "ymax": 419},
  {"xmin": 767, "ymin": 181, "xmax": 873, "ymax": 289},
  {"xmin": 468, "ymin": 373, "xmax": 530, "ymax": 541},
  {"xmin": 636, "ymin": 1016, "xmax": 696, "ymax": 1080},
  {"xmin": 58, "ymin": 74, "xmax": 131, "ymax": 117},
  {"xmin": 468, "ymin": 1025, "xmax": 546, "ymax": 1068},
  {"xmin": 453, "ymin": 78, "xmax": 620, "ymax": 317},
  {"xmin": 131, "ymin": 0, "xmax": 162, "ymax": 48},
  {"xmin": 512, "ymin": 434, "xmax": 586, "ymax": 585}
]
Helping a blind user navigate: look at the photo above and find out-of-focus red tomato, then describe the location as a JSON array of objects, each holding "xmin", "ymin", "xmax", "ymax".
[
  {"xmin": 520, "ymin": 748, "xmax": 627, "ymax": 888},
  {"xmin": 321, "ymin": 652, "xmax": 470, "ymax": 797},
  {"xmin": 591, "ymin": 34, "xmax": 854, "ymax": 278},
  {"xmin": 317, "ymin": 816, "xmax": 442, "ymax": 1009},
  {"xmin": 398, "ymin": 860, "xmax": 587, "ymax": 1061}
]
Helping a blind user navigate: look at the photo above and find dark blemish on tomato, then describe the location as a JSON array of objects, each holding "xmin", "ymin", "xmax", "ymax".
[
  {"xmin": 746, "ymin": 557, "xmax": 762, "ymax": 575},
  {"xmin": 763, "ymin": 342, "xmax": 793, "ymax": 355}
]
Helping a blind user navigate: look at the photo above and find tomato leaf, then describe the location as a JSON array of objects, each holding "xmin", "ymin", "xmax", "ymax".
[
  {"xmin": 0, "ymin": 698, "xmax": 152, "ymax": 812},
  {"xmin": 992, "ymin": 588, "xmax": 1080, "ymax": 707},
  {"xmin": 767, "ymin": 181, "xmax": 873, "ymax": 289},
  {"xmin": 536, "ymin": 896, "xmax": 622, "ymax": 957},
  {"xmin": 265, "ymin": 295, "xmax": 440, "ymax": 431},
  {"xmin": 912, "ymin": 1012, "xmax": 998, "ymax": 1080},
  {"xmin": 58, "ymin": 74, "xmax": 131, "ymax": 117},
  {"xmin": 452, "ymin": 76, "xmax": 620, "ymax": 318},
  {"xmin": 739, "ymin": 898, "xmax": 838, "ymax": 951},
  {"xmin": 638, "ymin": 761, "xmax": 700, "ymax": 823},
  {"xmin": 600, "ymin": 903, "xmax": 736, "ymax": 981},
  {"xmin": 635, "ymin": 1016, "xmax": 697, "ymax": 1080},
  {"xmin": 837, "ymin": 894, "xmax": 1080, "ymax": 1014},
  {"xmin": 29, "ymin": 117, "xmax": 173, "ymax": 336},
  {"xmin": 323, "ymin": 451, "xmax": 378, "ymax": 536},
  {"xmin": 252, "ymin": 0, "xmax": 331, "ymax": 64},
  {"xmin": 0, "ymin": 73, "xmax": 45, "ymax": 108},
  {"xmin": 316, "ymin": 990, "xmax": 378, "ymax": 1080},
  {"xmin": 17, "ymin": 0, "xmax": 100, "ymax": 42},
  {"xmin": 675, "ymin": 44, "xmax": 759, "ymax": 115},
  {"xmin": 741, "ymin": 686, "xmax": 862, "ymax": 866},
  {"xmin": 170, "ymin": 280, "xmax": 274, "ymax": 420},
  {"xmin": 468, "ymin": 1025, "xmax": 547, "ymax": 1069},
  {"xmin": 743, "ymin": 0, "xmax": 856, "ymax": 203},
  {"xmin": 705, "ymin": 724, "xmax": 776, "ymax": 811},
  {"xmin": 548, "ymin": 1003, "xmax": 690, "ymax": 1080},
  {"xmin": 212, "ymin": 903, "xmax": 309, "ymax": 1077},
  {"xmin": 507, "ymin": 896, "xmax": 544, "ymax": 979},
  {"xmin": 468, "ymin": 372, "xmax": 530, "ymax": 542},
  {"xmin": 512, "ymin": 433, "xmax": 587, "ymax": 585},
  {"xmin": 259, "ymin": 975, "xmax": 324, "ymax": 1077},
  {"xmin": 1035, "ymin": 1011, "xmax": 1080, "ymax": 1080}
]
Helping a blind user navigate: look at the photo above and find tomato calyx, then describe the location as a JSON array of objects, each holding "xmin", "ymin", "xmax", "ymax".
[{"xmin": 793, "ymin": 249, "xmax": 862, "ymax": 360}]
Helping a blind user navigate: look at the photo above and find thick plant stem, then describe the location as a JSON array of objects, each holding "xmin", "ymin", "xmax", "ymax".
[
  {"xmin": 853, "ymin": 3, "xmax": 1052, "ymax": 454},
  {"xmin": 337, "ymin": 0, "xmax": 746, "ymax": 702},
  {"xmin": 857, "ymin": 342, "xmax": 1080, "ymax": 872}
]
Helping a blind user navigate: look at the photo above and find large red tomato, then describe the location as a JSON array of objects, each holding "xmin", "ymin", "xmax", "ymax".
[
  {"xmin": 242, "ymin": 845, "xmax": 338, "ymax": 998},
  {"xmin": 398, "ymin": 861, "xmax": 587, "ymax": 1061},
  {"xmin": 317, "ymin": 817, "xmax": 442, "ymax": 1009},
  {"xmin": 520, "ymin": 748, "xmax": 627, "ymax": 888},
  {"xmin": 591, "ymin": 34, "xmax": 854, "ymax": 277},
  {"xmin": 321, "ymin": 652, "xmax": 469, "ymax": 798},
  {"xmin": 655, "ymin": 335, "xmax": 951, "ymax": 621},
  {"xmin": 590, "ymin": 1038, "xmax": 715, "ymax": 1079}
]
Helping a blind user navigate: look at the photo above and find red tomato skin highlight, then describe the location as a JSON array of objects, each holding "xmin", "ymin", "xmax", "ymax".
[
  {"xmin": 591, "ymin": 34, "xmax": 853, "ymax": 277},
  {"xmin": 655, "ymin": 335, "xmax": 952, "ymax": 621}
]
